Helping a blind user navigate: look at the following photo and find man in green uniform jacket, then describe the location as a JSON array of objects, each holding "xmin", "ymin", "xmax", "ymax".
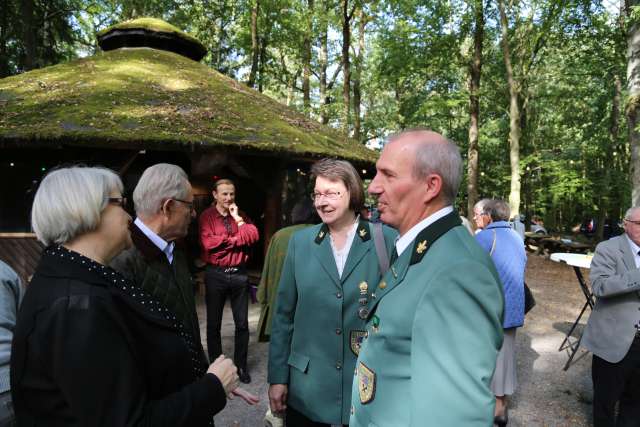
[{"xmin": 350, "ymin": 130, "xmax": 504, "ymax": 427}]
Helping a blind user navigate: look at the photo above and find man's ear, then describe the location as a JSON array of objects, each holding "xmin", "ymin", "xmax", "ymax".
[
  {"xmin": 161, "ymin": 199, "xmax": 173, "ymax": 217},
  {"xmin": 423, "ymin": 174, "xmax": 443, "ymax": 204}
]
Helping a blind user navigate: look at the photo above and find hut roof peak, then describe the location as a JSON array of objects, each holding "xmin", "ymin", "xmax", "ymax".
[{"xmin": 97, "ymin": 17, "xmax": 207, "ymax": 62}]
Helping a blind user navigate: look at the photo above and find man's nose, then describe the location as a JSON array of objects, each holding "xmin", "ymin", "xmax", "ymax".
[{"xmin": 368, "ymin": 174, "xmax": 382, "ymax": 195}]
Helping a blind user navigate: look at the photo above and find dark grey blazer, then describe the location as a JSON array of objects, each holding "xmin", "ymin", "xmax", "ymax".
[{"xmin": 582, "ymin": 235, "xmax": 640, "ymax": 363}]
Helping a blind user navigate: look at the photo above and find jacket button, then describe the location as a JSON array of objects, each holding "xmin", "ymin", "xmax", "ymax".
[
  {"xmin": 335, "ymin": 328, "xmax": 342, "ymax": 335},
  {"xmin": 336, "ymin": 292, "xmax": 343, "ymax": 298},
  {"xmin": 336, "ymin": 361, "xmax": 342, "ymax": 370}
]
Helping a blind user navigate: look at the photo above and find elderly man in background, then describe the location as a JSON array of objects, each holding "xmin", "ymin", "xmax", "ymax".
[
  {"xmin": 350, "ymin": 130, "xmax": 503, "ymax": 427},
  {"xmin": 111, "ymin": 163, "xmax": 206, "ymax": 368},
  {"xmin": 0, "ymin": 260, "xmax": 22, "ymax": 427},
  {"xmin": 199, "ymin": 179, "xmax": 259, "ymax": 384},
  {"xmin": 582, "ymin": 206, "xmax": 640, "ymax": 427}
]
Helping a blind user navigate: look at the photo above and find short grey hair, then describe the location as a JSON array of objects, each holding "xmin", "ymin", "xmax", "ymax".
[
  {"xmin": 624, "ymin": 206, "xmax": 640, "ymax": 220},
  {"xmin": 487, "ymin": 199, "xmax": 511, "ymax": 222},
  {"xmin": 389, "ymin": 130, "xmax": 462, "ymax": 204},
  {"xmin": 474, "ymin": 198, "xmax": 492, "ymax": 215},
  {"xmin": 133, "ymin": 163, "xmax": 190, "ymax": 217},
  {"xmin": 31, "ymin": 166, "xmax": 123, "ymax": 246}
]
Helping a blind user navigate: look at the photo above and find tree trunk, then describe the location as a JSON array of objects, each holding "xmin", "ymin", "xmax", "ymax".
[
  {"xmin": 248, "ymin": 0, "xmax": 260, "ymax": 88},
  {"xmin": 341, "ymin": 0, "xmax": 352, "ymax": 134},
  {"xmin": 319, "ymin": 0, "xmax": 330, "ymax": 124},
  {"xmin": 0, "ymin": 0, "xmax": 10, "ymax": 77},
  {"xmin": 498, "ymin": 0, "xmax": 521, "ymax": 217},
  {"xmin": 20, "ymin": 0, "xmax": 36, "ymax": 71},
  {"xmin": 466, "ymin": 0, "xmax": 484, "ymax": 219},
  {"xmin": 353, "ymin": 8, "xmax": 366, "ymax": 142},
  {"xmin": 628, "ymin": 16, "xmax": 640, "ymax": 206},
  {"xmin": 258, "ymin": 34, "xmax": 268, "ymax": 93},
  {"xmin": 302, "ymin": 0, "xmax": 314, "ymax": 113}
]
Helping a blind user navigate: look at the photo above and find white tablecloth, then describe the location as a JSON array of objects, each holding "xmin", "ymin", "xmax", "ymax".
[{"xmin": 550, "ymin": 252, "xmax": 592, "ymax": 269}]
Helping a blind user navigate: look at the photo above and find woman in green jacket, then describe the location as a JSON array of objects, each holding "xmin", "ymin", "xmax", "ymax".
[{"xmin": 268, "ymin": 158, "xmax": 396, "ymax": 426}]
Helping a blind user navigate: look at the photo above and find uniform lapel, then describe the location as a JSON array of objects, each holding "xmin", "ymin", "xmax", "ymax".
[
  {"xmin": 366, "ymin": 212, "xmax": 462, "ymax": 318},
  {"xmin": 340, "ymin": 220, "xmax": 372, "ymax": 283},
  {"xmin": 312, "ymin": 223, "xmax": 341, "ymax": 287},
  {"xmin": 618, "ymin": 235, "xmax": 637, "ymax": 271}
]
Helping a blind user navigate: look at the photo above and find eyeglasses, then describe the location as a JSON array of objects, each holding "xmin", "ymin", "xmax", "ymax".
[
  {"xmin": 172, "ymin": 198, "xmax": 195, "ymax": 211},
  {"xmin": 108, "ymin": 197, "xmax": 127, "ymax": 209},
  {"xmin": 311, "ymin": 191, "xmax": 342, "ymax": 201},
  {"xmin": 624, "ymin": 218, "xmax": 640, "ymax": 226}
]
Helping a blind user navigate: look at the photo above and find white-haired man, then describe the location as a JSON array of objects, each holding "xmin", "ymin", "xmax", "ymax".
[
  {"xmin": 110, "ymin": 163, "xmax": 206, "ymax": 368},
  {"xmin": 582, "ymin": 206, "xmax": 640, "ymax": 426}
]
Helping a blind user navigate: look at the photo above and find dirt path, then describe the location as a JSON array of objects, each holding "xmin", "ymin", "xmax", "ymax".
[{"xmin": 199, "ymin": 254, "xmax": 594, "ymax": 426}]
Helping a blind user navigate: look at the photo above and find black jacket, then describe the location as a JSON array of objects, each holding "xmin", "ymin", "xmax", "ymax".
[
  {"xmin": 110, "ymin": 222, "xmax": 208, "ymax": 368},
  {"xmin": 11, "ymin": 246, "xmax": 226, "ymax": 426}
]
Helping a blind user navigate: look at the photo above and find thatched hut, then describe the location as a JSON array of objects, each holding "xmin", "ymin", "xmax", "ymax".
[{"xmin": 0, "ymin": 18, "xmax": 377, "ymax": 280}]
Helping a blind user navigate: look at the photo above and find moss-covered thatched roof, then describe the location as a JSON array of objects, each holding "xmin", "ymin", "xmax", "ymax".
[
  {"xmin": 0, "ymin": 48, "xmax": 376, "ymax": 163},
  {"xmin": 97, "ymin": 18, "xmax": 207, "ymax": 61}
]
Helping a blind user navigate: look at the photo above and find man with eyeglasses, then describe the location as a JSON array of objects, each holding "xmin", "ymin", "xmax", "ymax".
[
  {"xmin": 199, "ymin": 178, "xmax": 259, "ymax": 384},
  {"xmin": 582, "ymin": 206, "xmax": 640, "ymax": 427},
  {"xmin": 110, "ymin": 163, "xmax": 208, "ymax": 374}
]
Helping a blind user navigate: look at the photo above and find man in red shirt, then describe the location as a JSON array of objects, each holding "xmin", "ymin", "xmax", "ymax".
[{"xmin": 199, "ymin": 179, "xmax": 259, "ymax": 383}]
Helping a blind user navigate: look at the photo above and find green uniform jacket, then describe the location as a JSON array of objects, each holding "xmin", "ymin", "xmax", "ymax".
[
  {"xmin": 257, "ymin": 223, "xmax": 313, "ymax": 342},
  {"xmin": 268, "ymin": 219, "xmax": 396, "ymax": 425},
  {"xmin": 350, "ymin": 212, "xmax": 504, "ymax": 427}
]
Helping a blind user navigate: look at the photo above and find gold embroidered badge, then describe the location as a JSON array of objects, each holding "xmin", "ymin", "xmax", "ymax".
[
  {"xmin": 318, "ymin": 231, "xmax": 325, "ymax": 239},
  {"xmin": 359, "ymin": 228, "xmax": 367, "ymax": 238},
  {"xmin": 350, "ymin": 330, "xmax": 368, "ymax": 355},
  {"xmin": 358, "ymin": 362, "xmax": 376, "ymax": 404},
  {"xmin": 416, "ymin": 240, "xmax": 428, "ymax": 254}
]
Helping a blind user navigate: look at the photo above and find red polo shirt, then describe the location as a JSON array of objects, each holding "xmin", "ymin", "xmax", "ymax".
[{"xmin": 198, "ymin": 206, "xmax": 259, "ymax": 267}]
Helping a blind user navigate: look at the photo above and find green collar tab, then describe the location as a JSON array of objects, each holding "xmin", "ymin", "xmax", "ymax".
[
  {"xmin": 314, "ymin": 223, "xmax": 330, "ymax": 244},
  {"xmin": 409, "ymin": 212, "xmax": 462, "ymax": 265},
  {"xmin": 314, "ymin": 219, "xmax": 371, "ymax": 244}
]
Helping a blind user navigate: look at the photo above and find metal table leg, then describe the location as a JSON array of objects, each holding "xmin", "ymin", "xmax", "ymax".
[{"xmin": 559, "ymin": 266, "xmax": 594, "ymax": 370}]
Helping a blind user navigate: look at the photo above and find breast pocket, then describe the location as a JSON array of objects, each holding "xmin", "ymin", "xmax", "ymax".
[{"xmin": 287, "ymin": 351, "xmax": 310, "ymax": 374}]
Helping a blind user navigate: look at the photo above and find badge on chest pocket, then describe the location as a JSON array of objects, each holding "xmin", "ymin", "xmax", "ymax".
[{"xmin": 358, "ymin": 361, "xmax": 376, "ymax": 404}]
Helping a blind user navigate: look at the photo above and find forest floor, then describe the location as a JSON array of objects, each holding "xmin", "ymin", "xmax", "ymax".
[{"xmin": 197, "ymin": 254, "xmax": 594, "ymax": 427}]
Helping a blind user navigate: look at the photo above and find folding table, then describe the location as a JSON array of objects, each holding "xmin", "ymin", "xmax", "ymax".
[{"xmin": 549, "ymin": 252, "xmax": 594, "ymax": 370}]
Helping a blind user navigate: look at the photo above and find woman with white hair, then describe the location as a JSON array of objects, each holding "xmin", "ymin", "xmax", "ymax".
[{"xmin": 10, "ymin": 166, "xmax": 239, "ymax": 426}]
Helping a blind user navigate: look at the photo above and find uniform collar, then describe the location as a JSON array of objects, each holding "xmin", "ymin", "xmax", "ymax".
[
  {"xmin": 314, "ymin": 215, "xmax": 370, "ymax": 244},
  {"xmin": 395, "ymin": 206, "xmax": 454, "ymax": 256}
]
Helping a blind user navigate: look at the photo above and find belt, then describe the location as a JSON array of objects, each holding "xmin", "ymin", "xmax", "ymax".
[{"xmin": 210, "ymin": 265, "xmax": 244, "ymax": 274}]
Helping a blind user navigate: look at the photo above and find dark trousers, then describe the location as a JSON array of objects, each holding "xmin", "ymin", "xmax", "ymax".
[
  {"xmin": 286, "ymin": 405, "xmax": 347, "ymax": 427},
  {"xmin": 204, "ymin": 266, "xmax": 249, "ymax": 369},
  {"xmin": 592, "ymin": 335, "xmax": 640, "ymax": 427}
]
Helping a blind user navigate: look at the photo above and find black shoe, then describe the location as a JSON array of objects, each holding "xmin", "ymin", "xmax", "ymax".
[
  {"xmin": 238, "ymin": 368, "xmax": 251, "ymax": 384},
  {"xmin": 494, "ymin": 413, "xmax": 508, "ymax": 427}
]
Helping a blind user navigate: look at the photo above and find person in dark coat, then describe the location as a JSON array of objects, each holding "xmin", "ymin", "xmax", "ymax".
[
  {"xmin": 10, "ymin": 166, "xmax": 242, "ymax": 426},
  {"xmin": 110, "ymin": 164, "xmax": 207, "ymax": 368}
]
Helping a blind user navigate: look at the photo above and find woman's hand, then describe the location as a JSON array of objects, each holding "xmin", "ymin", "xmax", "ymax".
[
  {"xmin": 268, "ymin": 384, "xmax": 288, "ymax": 414},
  {"xmin": 207, "ymin": 355, "xmax": 238, "ymax": 395},
  {"xmin": 228, "ymin": 387, "xmax": 260, "ymax": 405}
]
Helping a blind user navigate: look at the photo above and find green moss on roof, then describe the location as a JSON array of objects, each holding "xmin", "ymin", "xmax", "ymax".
[
  {"xmin": 97, "ymin": 17, "xmax": 202, "ymax": 45},
  {"xmin": 0, "ymin": 48, "xmax": 376, "ymax": 163}
]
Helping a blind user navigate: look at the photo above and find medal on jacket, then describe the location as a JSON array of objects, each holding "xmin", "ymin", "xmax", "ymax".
[{"xmin": 358, "ymin": 281, "xmax": 369, "ymax": 319}]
